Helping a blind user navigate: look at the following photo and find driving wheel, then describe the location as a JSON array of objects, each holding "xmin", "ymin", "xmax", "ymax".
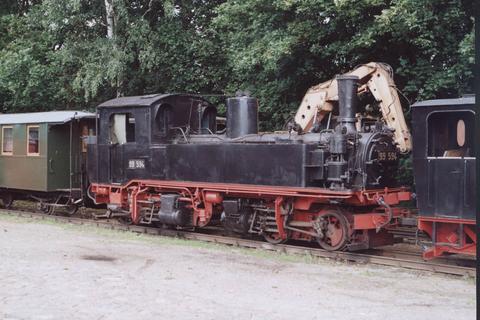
[{"xmin": 316, "ymin": 211, "xmax": 350, "ymax": 251}]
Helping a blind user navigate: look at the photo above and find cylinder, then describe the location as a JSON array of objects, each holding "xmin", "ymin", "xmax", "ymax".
[
  {"xmin": 336, "ymin": 75, "xmax": 359, "ymax": 134},
  {"xmin": 226, "ymin": 96, "xmax": 258, "ymax": 138},
  {"xmin": 158, "ymin": 208, "xmax": 191, "ymax": 226}
]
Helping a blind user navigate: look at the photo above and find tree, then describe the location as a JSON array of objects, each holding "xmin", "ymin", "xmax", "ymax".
[
  {"xmin": 0, "ymin": 0, "xmax": 474, "ymax": 123},
  {"xmin": 212, "ymin": 0, "xmax": 474, "ymax": 130}
]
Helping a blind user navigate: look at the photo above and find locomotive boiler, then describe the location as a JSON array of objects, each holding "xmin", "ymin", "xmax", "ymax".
[{"xmin": 87, "ymin": 75, "xmax": 410, "ymax": 251}]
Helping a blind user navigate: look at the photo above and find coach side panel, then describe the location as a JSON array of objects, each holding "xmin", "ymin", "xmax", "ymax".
[{"xmin": 0, "ymin": 123, "xmax": 48, "ymax": 191}]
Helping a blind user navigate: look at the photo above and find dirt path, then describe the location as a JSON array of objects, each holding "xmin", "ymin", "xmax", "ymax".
[{"xmin": 0, "ymin": 216, "xmax": 475, "ymax": 320}]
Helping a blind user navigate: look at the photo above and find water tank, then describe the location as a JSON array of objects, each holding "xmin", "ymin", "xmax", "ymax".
[{"xmin": 226, "ymin": 96, "xmax": 258, "ymax": 138}]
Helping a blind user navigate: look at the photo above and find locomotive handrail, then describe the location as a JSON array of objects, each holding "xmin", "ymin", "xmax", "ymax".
[{"xmin": 375, "ymin": 196, "xmax": 393, "ymax": 232}]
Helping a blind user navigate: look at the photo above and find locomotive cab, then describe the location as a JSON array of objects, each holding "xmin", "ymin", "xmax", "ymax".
[
  {"xmin": 87, "ymin": 94, "xmax": 217, "ymax": 185},
  {"xmin": 412, "ymin": 95, "xmax": 476, "ymax": 258},
  {"xmin": 412, "ymin": 96, "xmax": 475, "ymax": 219}
]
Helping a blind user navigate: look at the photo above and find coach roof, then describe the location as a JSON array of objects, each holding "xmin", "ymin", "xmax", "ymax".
[{"xmin": 0, "ymin": 111, "xmax": 95, "ymax": 125}]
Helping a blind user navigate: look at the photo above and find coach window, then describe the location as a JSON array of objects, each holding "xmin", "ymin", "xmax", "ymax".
[
  {"xmin": 427, "ymin": 111, "xmax": 474, "ymax": 157},
  {"xmin": 27, "ymin": 125, "xmax": 39, "ymax": 156},
  {"xmin": 2, "ymin": 126, "xmax": 13, "ymax": 155},
  {"xmin": 109, "ymin": 113, "xmax": 136, "ymax": 144}
]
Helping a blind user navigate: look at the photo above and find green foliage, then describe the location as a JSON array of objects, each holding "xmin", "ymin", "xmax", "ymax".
[
  {"xmin": 212, "ymin": 0, "xmax": 474, "ymax": 129},
  {"xmin": 0, "ymin": 9, "xmax": 62, "ymax": 111},
  {"xmin": 0, "ymin": 0, "xmax": 473, "ymax": 116},
  {"xmin": 0, "ymin": 0, "xmax": 474, "ymax": 183},
  {"xmin": 397, "ymin": 154, "xmax": 413, "ymax": 187}
]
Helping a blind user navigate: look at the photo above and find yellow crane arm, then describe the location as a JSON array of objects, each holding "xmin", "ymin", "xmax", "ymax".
[{"xmin": 294, "ymin": 62, "xmax": 412, "ymax": 153}]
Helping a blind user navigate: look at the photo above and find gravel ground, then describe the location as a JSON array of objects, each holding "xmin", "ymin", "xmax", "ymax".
[{"xmin": 0, "ymin": 215, "xmax": 475, "ymax": 320}]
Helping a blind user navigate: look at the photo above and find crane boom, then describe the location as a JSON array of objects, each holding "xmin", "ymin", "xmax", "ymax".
[{"xmin": 294, "ymin": 62, "xmax": 412, "ymax": 153}]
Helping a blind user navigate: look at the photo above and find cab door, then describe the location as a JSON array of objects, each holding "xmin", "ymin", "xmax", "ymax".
[
  {"xmin": 425, "ymin": 110, "xmax": 475, "ymax": 220},
  {"xmin": 108, "ymin": 113, "xmax": 132, "ymax": 184},
  {"xmin": 426, "ymin": 157, "xmax": 475, "ymax": 218}
]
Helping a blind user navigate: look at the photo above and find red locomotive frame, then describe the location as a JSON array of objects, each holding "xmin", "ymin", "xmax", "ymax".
[
  {"xmin": 418, "ymin": 217, "xmax": 476, "ymax": 259},
  {"xmin": 91, "ymin": 180, "xmax": 411, "ymax": 250}
]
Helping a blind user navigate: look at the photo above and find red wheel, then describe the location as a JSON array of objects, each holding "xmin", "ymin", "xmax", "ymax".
[
  {"xmin": 316, "ymin": 211, "xmax": 349, "ymax": 251},
  {"xmin": 263, "ymin": 232, "xmax": 288, "ymax": 245}
]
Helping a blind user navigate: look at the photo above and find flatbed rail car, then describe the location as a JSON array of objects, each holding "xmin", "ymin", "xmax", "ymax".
[
  {"xmin": 0, "ymin": 111, "xmax": 96, "ymax": 213},
  {"xmin": 87, "ymin": 76, "xmax": 411, "ymax": 251},
  {"xmin": 412, "ymin": 96, "xmax": 476, "ymax": 259}
]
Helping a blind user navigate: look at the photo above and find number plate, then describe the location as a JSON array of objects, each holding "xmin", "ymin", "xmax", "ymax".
[
  {"xmin": 377, "ymin": 152, "xmax": 397, "ymax": 161},
  {"xmin": 128, "ymin": 159, "xmax": 146, "ymax": 169}
]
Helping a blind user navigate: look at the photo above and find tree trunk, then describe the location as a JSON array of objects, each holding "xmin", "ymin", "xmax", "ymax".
[
  {"xmin": 104, "ymin": 0, "xmax": 114, "ymax": 39},
  {"xmin": 104, "ymin": 0, "xmax": 122, "ymax": 97}
]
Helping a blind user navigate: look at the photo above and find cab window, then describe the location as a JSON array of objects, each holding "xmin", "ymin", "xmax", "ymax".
[
  {"xmin": 109, "ymin": 113, "xmax": 135, "ymax": 144},
  {"xmin": 427, "ymin": 111, "xmax": 474, "ymax": 157}
]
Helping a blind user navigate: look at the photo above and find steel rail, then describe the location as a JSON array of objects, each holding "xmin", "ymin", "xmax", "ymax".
[{"xmin": 0, "ymin": 209, "xmax": 475, "ymax": 277}]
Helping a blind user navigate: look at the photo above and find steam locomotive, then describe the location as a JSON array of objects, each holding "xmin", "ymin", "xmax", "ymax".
[
  {"xmin": 86, "ymin": 76, "xmax": 410, "ymax": 250},
  {"xmin": 0, "ymin": 75, "xmax": 474, "ymax": 258}
]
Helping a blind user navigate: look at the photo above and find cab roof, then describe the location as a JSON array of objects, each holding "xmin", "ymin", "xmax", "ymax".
[
  {"xmin": 97, "ymin": 93, "xmax": 210, "ymax": 108},
  {"xmin": 98, "ymin": 94, "xmax": 172, "ymax": 108},
  {"xmin": 412, "ymin": 95, "xmax": 475, "ymax": 108}
]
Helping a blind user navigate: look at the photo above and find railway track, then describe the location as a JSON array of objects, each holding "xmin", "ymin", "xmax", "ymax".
[{"xmin": 0, "ymin": 208, "xmax": 475, "ymax": 277}]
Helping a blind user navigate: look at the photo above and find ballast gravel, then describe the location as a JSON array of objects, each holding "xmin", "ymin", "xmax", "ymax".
[{"xmin": 0, "ymin": 215, "xmax": 475, "ymax": 320}]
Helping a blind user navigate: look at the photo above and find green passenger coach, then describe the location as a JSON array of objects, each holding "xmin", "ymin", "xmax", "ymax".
[{"xmin": 0, "ymin": 111, "xmax": 96, "ymax": 213}]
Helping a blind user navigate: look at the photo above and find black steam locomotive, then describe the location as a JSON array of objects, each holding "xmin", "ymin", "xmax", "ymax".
[
  {"xmin": 87, "ymin": 76, "xmax": 399, "ymax": 191},
  {"xmin": 87, "ymin": 76, "xmax": 407, "ymax": 251}
]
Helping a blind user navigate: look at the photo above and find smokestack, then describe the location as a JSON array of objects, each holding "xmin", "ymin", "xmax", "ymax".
[{"xmin": 336, "ymin": 75, "xmax": 359, "ymax": 134}]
